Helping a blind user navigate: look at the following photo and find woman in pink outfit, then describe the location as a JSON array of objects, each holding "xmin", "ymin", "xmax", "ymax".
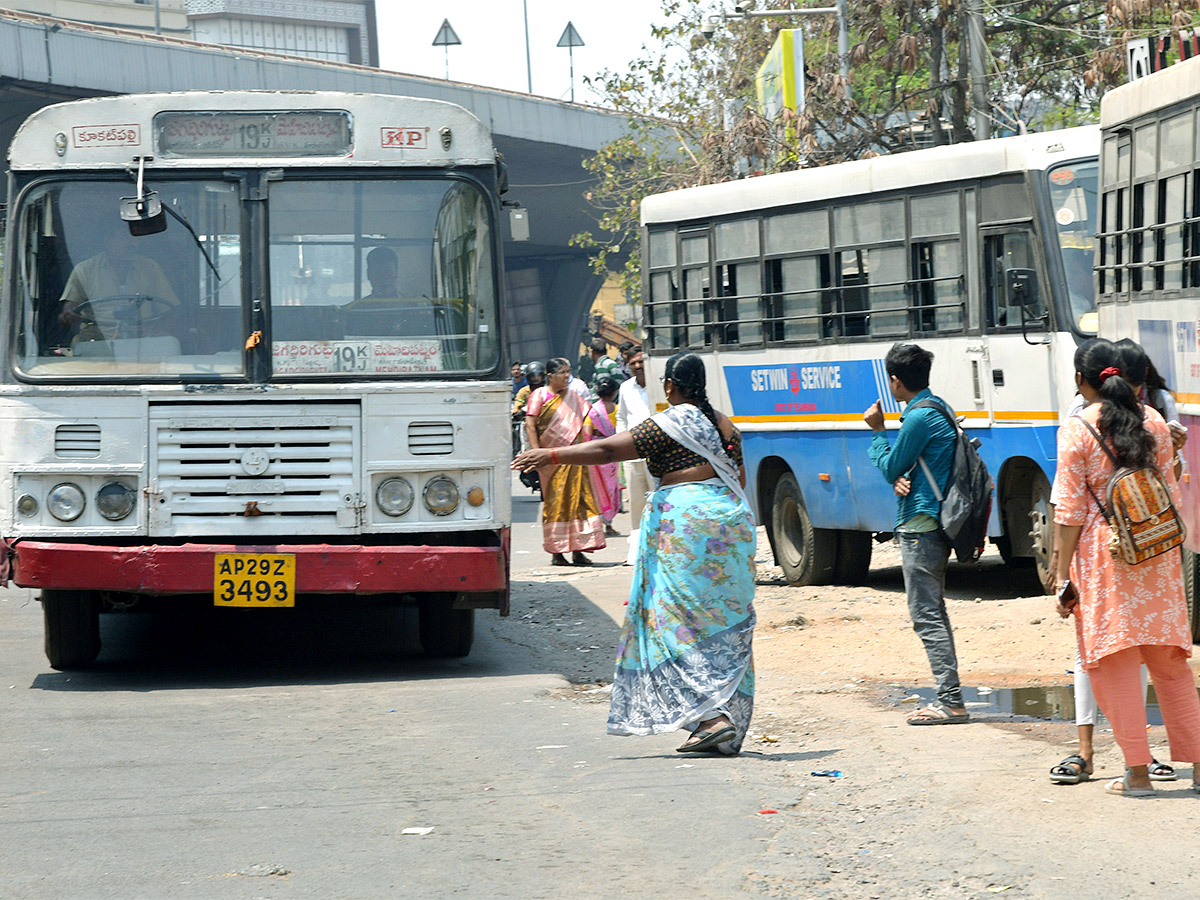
[
  {"xmin": 588, "ymin": 375, "xmax": 623, "ymax": 536},
  {"xmin": 1053, "ymin": 338, "xmax": 1200, "ymax": 798}
]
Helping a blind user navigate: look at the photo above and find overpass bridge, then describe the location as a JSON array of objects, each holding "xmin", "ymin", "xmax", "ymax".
[{"xmin": 0, "ymin": 9, "xmax": 632, "ymax": 364}]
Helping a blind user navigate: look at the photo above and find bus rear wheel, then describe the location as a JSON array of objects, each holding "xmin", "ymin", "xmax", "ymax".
[
  {"xmin": 1028, "ymin": 473, "xmax": 1056, "ymax": 595},
  {"xmin": 770, "ymin": 473, "xmax": 837, "ymax": 586},
  {"xmin": 833, "ymin": 530, "xmax": 872, "ymax": 585},
  {"xmin": 418, "ymin": 594, "xmax": 475, "ymax": 658},
  {"xmin": 42, "ymin": 589, "xmax": 101, "ymax": 670}
]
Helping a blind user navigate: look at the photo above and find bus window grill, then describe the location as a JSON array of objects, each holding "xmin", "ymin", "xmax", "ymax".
[{"xmin": 55, "ymin": 424, "xmax": 101, "ymax": 458}]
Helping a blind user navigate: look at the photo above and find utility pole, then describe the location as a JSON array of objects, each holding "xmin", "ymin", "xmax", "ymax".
[{"xmin": 965, "ymin": 0, "xmax": 990, "ymax": 139}]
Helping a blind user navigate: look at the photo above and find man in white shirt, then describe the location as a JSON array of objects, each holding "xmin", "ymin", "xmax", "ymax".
[{"xmin": 616, "ymin": 349, "xmax": 651, "ymax": 565}]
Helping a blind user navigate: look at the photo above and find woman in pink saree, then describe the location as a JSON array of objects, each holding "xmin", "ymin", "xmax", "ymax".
[
  {"xmin": 525, "ymin": 358, "xmax": 606, "ymax": 566},
  {"xmin": 589, "ymin": 375, "xmax": 622, "ymax": 536}
]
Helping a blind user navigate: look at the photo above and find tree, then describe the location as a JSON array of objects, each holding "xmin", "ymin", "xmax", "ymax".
[{"xmin": 575, "ymin": 0, "xmax": 1196, "ymax": 300}]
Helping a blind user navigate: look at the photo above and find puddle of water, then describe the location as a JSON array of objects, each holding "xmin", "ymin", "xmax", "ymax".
[{"xmin": 899, "ymin": 683, "xmax": 1174, "ymax": 725}]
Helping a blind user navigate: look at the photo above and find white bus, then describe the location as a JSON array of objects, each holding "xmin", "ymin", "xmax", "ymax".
[
  {"xmin": 1099, "ymin": 60, "xmax": 1200, "ymax": 633},
  {"xmin": 640, "ymin": 127, "xmax": 1099, "ymax": 592},
  {"xmin": 1, "ymin": 91, "xmax": 512, "ymax": 667}
]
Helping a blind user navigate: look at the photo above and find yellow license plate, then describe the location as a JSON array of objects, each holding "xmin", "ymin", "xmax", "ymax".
[{"xmin": 214, "ymin": 553, "xmax": 296, "ymax": 607}]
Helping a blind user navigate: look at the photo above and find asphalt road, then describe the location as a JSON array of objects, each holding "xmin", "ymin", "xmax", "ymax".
[{"xmin": 0, "ymin": 482, "xmax": 784, "ymax": 900}]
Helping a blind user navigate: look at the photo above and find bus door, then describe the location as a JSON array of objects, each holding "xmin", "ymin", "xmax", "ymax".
[{"xmin": 980, "ymin": 226, "xmax": 1056, "ymax": 426}]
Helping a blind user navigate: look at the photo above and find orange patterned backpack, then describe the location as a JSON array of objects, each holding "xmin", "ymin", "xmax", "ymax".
[{"xmin": 1076, "ymin": 417, "xmax": 1186, "ymax": 566}]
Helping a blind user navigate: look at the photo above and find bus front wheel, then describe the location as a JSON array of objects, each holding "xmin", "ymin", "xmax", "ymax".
[
  {"xmin": 42, "ymin": 589, "xmax": 101, "ymax": 670},
  {"xmin": 418, "ymin": 595, "xmax": 475, "ymax": 658},
  {"xmin": 770, "ymin": 473, "xmax": 837, "ymax": 586}
]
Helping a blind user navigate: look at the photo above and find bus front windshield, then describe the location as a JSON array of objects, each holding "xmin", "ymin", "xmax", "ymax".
[
  {"xmin": 12, "ymin": 175, "xmax": 499, "ymax": 379},
  {"xmin": 14, "ymin": 178, "xmax": 244, "ymax": 378},
  {"xmin": 1047, "ymin": 159, "xmax": 1098, "ymax": 335},
  {"xmin": 268, "ymin": 178, "xmax": 498, "ymax": 377}
]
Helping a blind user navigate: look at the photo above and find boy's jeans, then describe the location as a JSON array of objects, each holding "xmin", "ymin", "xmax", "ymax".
[{"xmin": 898, "ymin": 530, "xmax": 962, "ymax": 709}]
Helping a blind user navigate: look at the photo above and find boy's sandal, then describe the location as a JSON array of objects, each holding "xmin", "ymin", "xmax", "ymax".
[
  {"xmin": 906, "ymin": 702, "xmax": 970, "ymax": 725},
  {"xmin": 1049, "ymin": 754, "xmax": 1091, "ymax": 784},
  {"xmin": 1148, "ymin": 759, "xmax": 1177, "ymax": 781},
  {"xmin": 1104, "ymin": 769, "xmax": 1156, "ymax": 798}
]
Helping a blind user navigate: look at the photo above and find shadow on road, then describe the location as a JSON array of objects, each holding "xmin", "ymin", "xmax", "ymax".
[{"xmin": 26, "ymin": 576, "xmax": 617, "ymax": 694}]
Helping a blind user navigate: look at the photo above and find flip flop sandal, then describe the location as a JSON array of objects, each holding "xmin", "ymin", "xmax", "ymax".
[
  {"xmin": 1049, "ymin": 754, "xmax": 1092, "ymax": 784},
  {"xmin": 1105, "ymin": 769, "xmax": 1156, "ymax": 798},
  {"xmin": 906, "ymin": 703, "xmax": 970, "ymax": 725},
  {"xmin": 676, "ymin": 725, "xmax": 737, "ymax": 753},
  {"xmin": 1148, "ymin": 759, "xmax": 1177, "ymax": 781}
]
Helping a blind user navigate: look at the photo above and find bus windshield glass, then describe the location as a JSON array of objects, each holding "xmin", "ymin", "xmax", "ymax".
[
  {"xmin": 1047, "ymin": 159, "xmax": 1098, "ymax": 334},
  {"xmin": 268, "ymin": 178, "xmax": 498, "ymax": 377},
  {"xmin": 14, "ymin": 178, "xmax": 244, "ymax": 378}
]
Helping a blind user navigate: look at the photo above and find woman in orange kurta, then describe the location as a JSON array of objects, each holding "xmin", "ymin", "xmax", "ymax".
[
  {"xmin": 1053, "ymin": 338, "xmax": 1200, "ymax": 797},
  {"xmin": 524, "ymin": 357, "xmax": 606, "ymax": 566}
]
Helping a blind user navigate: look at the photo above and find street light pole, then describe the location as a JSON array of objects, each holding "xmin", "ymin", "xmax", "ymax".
[{"xmin": 523, "ymin": 0, "xmax": 533, "ymax": 93}]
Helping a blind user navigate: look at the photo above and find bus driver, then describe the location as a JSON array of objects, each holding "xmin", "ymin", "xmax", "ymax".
[{"xmin": 58, "ymin": 228, "xmax": 179, "ymax": 345}]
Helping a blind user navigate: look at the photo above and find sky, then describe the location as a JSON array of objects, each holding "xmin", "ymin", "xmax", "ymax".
[{"xmin": 374, "ymin": 1, "xmax": 667, "ymax": 103}]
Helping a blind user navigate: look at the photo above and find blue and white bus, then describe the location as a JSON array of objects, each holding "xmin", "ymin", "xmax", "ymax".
[
  {"xmin": 640, "ymin": 127, "xmax": 1099, "ymax": 591},
  {"xmin": 1099, "ymin": 59, "xmax": 1200, "ymax": 632}
]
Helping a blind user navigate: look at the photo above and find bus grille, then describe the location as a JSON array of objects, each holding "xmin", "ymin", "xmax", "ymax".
[
  {"xmin": 56, "ymin": 423, "xmax": 101, "ymax": 458},
  {"xmin": 408, "ymin": 421, "xmax": 454, "ymax": 455},
  {"xmin": 150, "ymin": 404, "xmax": 360, "ymax": 532}
]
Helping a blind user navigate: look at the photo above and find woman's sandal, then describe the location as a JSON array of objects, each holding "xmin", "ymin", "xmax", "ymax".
[
  {"xmin": 1148, "ymin": 759, "xmax": 1177, "ymax": 781},
  {"xmin": 676, "ymin": 725, "xmax": 737, "ymax": 753},
  {"xmin": 1104, "ymin": 769, "xmax": 1156, "ymax": 798},
  {"xmin": 1049, "ymin": 754, "xmax": 1092, "ymax": 784}
]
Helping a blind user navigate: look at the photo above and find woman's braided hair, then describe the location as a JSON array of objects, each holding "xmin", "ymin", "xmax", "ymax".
[{"xmin": 663, "ymin": 352, "xmax": 735, "ymax": 458}]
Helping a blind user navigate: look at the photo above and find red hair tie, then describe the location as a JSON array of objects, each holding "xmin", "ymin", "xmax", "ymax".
[{"xmin": 1099, "ymin": 366, "xmax": 1121, "ymax": 383}]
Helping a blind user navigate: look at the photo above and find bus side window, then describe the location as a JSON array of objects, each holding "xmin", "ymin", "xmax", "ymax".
[
  {"xmin": 765, "ymin": 255, "xmax": 827, "ymax": 342},
  {"xmin": 985, "ymin": 231, "xmax": 1039, "ymax": 328},
  {"xmin": 648, "ymin": 270, "xmax": 678, "ymax": 350},
  {"xmin": 834, "ymin": 250, "xmax": 869, "ymax": 337}
]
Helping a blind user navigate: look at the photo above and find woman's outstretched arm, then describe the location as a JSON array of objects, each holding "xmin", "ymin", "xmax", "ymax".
[{"xmin": 512, "ymin": 431, "xmax": 639, "ymax": 470}]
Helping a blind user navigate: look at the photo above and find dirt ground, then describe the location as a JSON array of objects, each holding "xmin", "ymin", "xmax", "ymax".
[{"xmin": 505, "ymin": 495, "xmax": 1200, "ymax": 899}]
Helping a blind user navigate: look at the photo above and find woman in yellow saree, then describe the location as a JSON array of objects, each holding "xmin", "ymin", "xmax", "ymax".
[{"xmin": 524, "ymin": 358, "xmax": 606, "ymax": 566}]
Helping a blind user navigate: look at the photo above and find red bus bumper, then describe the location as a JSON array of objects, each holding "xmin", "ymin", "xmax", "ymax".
[{"xmin": 11, "ymin": 536, "xmax": 510, "ymax": 611}]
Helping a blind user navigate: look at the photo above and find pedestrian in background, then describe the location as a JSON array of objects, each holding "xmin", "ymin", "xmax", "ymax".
[
  {"xmin": 589, "ymin": 338, "xmax": 624, "ymax": 393},
  {"xmin": 616, "ymin": 349, "xmax": 651, "ymax": 566},
  {"xmin": 617, "ymin": 340, "xmax": 636, "ymax": 378},
  {"xmin": 864, "ymin": 343, "xmax": 967, "ymax": 726},
  {"xmin": 588, "ymin": 375, "xmax": 622, "ymax": 536},
  {"xmin": 524, "ymin": 357, "xmax": 606, "ymax": 566},
  {"xmin": 511, "ymin": 361, "xmax": 526, "ymax": 397},
  {"xmin": 514, "ymin": 352, "xmax": 756, "ymax": 755},
  {"xmin": 1053, "ymin": 338, "xmax": 1200, "ymax": 797}
]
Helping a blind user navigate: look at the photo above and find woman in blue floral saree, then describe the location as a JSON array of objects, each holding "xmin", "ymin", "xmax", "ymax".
[{"xmin": 513, "ymin": 352, "xmax": 756, "ymax": 755}]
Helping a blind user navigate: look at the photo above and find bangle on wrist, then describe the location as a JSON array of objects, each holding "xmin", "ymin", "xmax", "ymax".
[{"xmin": 550, "ymin": 449, "xmax": 560, "ymax": 465}]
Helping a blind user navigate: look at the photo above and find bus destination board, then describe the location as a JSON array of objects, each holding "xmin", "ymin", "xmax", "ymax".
[{"xmin": 155, "ymin": 110, "xmax": 352, "ymax": 158}]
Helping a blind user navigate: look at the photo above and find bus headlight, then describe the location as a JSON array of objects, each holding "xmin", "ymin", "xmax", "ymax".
[
  {"xmin": 423, "ymin": 476, "xmax": 459, "ymax": 516},
  {"xmin": 17, "ymin": 493, "xmax": 39, "ymax": 517},
  {"xmin": 47, "ymin": 483, "xmax": 86, "ymax": 522},
  {"xmin": 95, "ymin": 482, "xmax": 136, "ymax": 521},
  {"xmin": 376, "ymin": 477, "xmax": 415, "ymax": 517}
]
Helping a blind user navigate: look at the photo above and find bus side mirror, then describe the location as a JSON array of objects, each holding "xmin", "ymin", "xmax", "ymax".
[
  {"xmin": 1005, "ymin": 268, "xmax": 1040, "ymax": 310},
  {"xmin": 508, "ymin": 206, "xmax": 530, "ymax": 242}
]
